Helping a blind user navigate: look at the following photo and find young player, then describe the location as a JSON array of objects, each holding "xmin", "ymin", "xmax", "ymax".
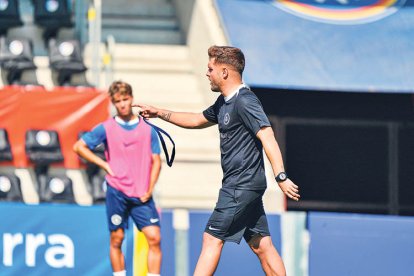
[{"xmin": 73, "ymin": 81, "xmax": 162, "ymax": 276}]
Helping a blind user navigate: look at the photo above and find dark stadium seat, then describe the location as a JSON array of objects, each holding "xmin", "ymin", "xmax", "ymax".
[
  {"xmin": 0, "ymin": 128, "xmax": 13, "ymax": 161},
  {"xmin": 0, "ymin": 129, "xmax": 23, "ymax": 202},
  {"xmin": 0, "ymin": 0, "xmax": 23, "ymax": 36},
  {"xmin": 25, "ymin": 130, "xmax": 64, "ymax": 165},
  {"xmin": 0, "ymin": 37, "xmax": 40, "ymax": 85},
  {"xmin": 38, "ymin": 174, "xmax": 75, "ymax": 203},
  {"xmin": 48, "ymin": 39, "xmax": 90, "ymax": 86},
  {"xmin": 78, "ymin": 132, "xmax": 106, "ymax": 203},
  {"xmin": 25, "ymin": 129, "xmax": 74, "ymax": 203},
  {"xmin": 0, "ymin": 173, "xmax": 23, "ymax": 202},
  {"xmin": 32, "ymin": 0, "xmax": 73, "ymax": 43},
  {"xmin": 87, "ymin": 166, "xmax": 106, "ymax": 204}
]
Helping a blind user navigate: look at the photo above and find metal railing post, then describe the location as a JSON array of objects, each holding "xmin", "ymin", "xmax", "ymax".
[
  {"xmin": 88, "ymin": 0, "xmax": 102, "ymax": 87},
  {"xmin": 103, "ymin": 35, "xmax": 115, "ymax": 88}
]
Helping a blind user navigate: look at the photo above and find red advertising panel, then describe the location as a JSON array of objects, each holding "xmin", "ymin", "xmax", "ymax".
[{"xmin": 0, "ymin": 86, "xmax": 110, "ymax": 169}]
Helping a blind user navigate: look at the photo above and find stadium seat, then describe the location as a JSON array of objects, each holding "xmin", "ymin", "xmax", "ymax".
[
  {"xmin": 38, "ymin": 174, "xmax": 75, "ymax": 203},
  {"xmin": 0, "ymin": 37, "xmax": 40, "ymax": 85},
  {"xmin": 0, "ymin": 173, "xmax": 23, "ymax": 201},
  {"xmin": 0, "ymin": 128, "xmax": 12, "ymax": 161},
  {"xmin": 86, "ymin": 165, "xmax": 106, "ymax": 204},
  {"xmin": 1, "ymin": 130, "xmax": 39, "ymax": 204},
  {"xmin": 78, "ymin": 132, "xmax": 106, "ymax": 203},
  {"xmin": 25, "ymin": 129, "xmax": 74, "ymax": 203},
  {"xmin": 48, "ymin": 39, "xmax": 90, "ymax": 86},
  {"xmin": 0, "ymin": 0, "xmax": 23, "ymax": 36},
  {"xmin": 32, "ymin": 0, "xmax": 73, "ymax": 43},
  {"xmin": 25, "ymin": 129, "xmax": 63, "ymax": 164}
]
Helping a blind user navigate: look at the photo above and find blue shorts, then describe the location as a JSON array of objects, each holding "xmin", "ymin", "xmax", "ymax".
[
  {"xmin": 205, "ymin": 188, "xmax": 270, "ymax": 244},
  {"xmin": 105, "ymin": 183, "xmax": 160, "ymax": 232}
]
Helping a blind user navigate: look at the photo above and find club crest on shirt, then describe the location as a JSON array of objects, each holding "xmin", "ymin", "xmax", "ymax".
[
  {"xmin": 271, "ymin": 0, "xmax": 406, "ymax": 24},
  {"xmin": 224, "ymin": 113, "xmax": 230, "ymax": 125}
]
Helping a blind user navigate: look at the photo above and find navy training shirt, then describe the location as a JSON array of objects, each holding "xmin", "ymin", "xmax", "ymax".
[{"xmin": 203, "ymin": 87, "xmax": 271, "ymax": 190}]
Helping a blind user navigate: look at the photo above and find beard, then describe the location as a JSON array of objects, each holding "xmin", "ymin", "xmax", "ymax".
[{"xmin": 210, "ymin": 82, "xmax": 221, "ymax": 92}]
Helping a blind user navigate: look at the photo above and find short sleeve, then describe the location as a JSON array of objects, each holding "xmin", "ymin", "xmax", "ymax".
[
  {"xmin": 203, "ymin": 105, "xmax": 218, "ymax": 124},
  {"xmin": 151, "ymin": 128, "xmax": 161, "ymax": 154},
  {"xmin": 81, "ymin": 123, "xmax": 106, "ymax": 149},
  {"xmin": 202, "ymin": 96, "xmax": 223, "ymax": 124},
  {"xmin": 236, "ymin": 93, "xmax": 271, "ymax": 134}
]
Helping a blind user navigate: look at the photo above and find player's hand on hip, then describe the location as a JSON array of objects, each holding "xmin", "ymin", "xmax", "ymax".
[
  {"xmin": 140, "ymin": 191, "xmax": 152, "ymax": 203},
  {"xmin": 132, "ymin": 103, "xmax": 158, "ymax": 118},
  {"xmin": 278, "ymin": 179, "xmax": 300, "ymax": 201},
  {"xmin": 102, "ymin": 162, "xmax": 115, "ymax": 176}
]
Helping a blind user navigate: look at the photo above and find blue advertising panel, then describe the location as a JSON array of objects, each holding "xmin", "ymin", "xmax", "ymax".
[
  {"xmin": 160, "ymin": 210, "xmax": 175, "ymax": 276},
  {"xmin": 308, "ymin": 212, "xmax": 414, "ymax": 276},
  {"xmin": 0, "ymin": 203, "xmax": 111, "ymax": 275},
  {"xmin": 124, "ymin": 210, "xmax": 175, "ymax": 276},
  {"xmin": 215, "ymin": 0, "xmax": 414, "ymax": 93}
]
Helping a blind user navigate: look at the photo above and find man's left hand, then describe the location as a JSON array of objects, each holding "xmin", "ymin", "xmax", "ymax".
[{"xmin": 278, "ymin": 179, "xmax": 300, "ymax": 201}]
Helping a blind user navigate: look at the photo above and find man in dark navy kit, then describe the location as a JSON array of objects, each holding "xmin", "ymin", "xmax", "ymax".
[{"xmin": 136, "ymin": 46, "xmax": 300, "ymax": 276}]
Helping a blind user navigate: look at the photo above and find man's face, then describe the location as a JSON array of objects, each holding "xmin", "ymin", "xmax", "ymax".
[
  {"xmin": 112, "ymin": 92, "xmax": 133, "ymax": 117},
  {"xmin": 206, "ymin": 58, "xmax": 222, "ymax": 92}
]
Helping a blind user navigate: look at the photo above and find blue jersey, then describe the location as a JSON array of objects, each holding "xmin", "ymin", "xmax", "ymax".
[{"xmin": 81, "ymin": 117, "xmax": 161, "ymax": 154}]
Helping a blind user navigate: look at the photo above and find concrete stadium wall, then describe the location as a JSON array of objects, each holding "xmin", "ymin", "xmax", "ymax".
[
  {"xmin": 171, "ymin": 0, "xmax": 196, "ymax": 41},
  {"xmin": 187, "ymin": 0, "xmax": 228, "ymax": 105}
]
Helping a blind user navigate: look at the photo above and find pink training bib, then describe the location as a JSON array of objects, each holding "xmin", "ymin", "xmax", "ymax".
[{"xmin": 103, "ymin": 118, "xmax": 153, "ymax": 197}]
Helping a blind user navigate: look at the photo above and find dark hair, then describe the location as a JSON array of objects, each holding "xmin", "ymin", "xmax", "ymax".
[
  {"xmin": 208, "ymin": 45, "xmax": 245, "ymax": 75},
  {"xmin": 108, "ymin": 81, "xmax": 133, "ymax": 98}
]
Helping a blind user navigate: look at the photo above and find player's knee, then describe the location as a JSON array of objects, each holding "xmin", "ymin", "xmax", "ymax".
[
  {"xmin": 248, "ymin": 235, "xmax": 270, "ymax": 255},
  {"xmin": 146, "ymin": 233, "xmax": 161, "ymax": 247},
  {"xmin": 110, "ymin": 230, "xmax": 125, "ymax": 248},
  {"xmin": 250, "ymin": 245, "xmax": 265, "ymax": 256},
  {"xmin": 202, "ymin": 232, "xmax": 224, "ymax": 248}
]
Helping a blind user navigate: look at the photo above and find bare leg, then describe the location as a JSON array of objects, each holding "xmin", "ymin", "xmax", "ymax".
[
  {"xmin": 110, "ymin": 228, "xmax": 126, "ymax": 272},
  {"xmin": 193, "ymin": 232, "xmax": 225, "ymax": 276},
  {"xmin": 248, "ymin": 235, "xmax": 286, "ymax": 276},
  {"xmin": 142, "ymin": 226, "xmax": 162, "ymax": 274}
]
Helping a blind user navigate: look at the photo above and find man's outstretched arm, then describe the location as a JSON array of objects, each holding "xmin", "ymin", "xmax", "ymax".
[{"xmin": 134, "ymin": 104, "xmax": 215, "ymax": 129}]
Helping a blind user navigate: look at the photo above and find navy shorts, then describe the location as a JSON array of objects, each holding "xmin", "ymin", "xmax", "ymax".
[
  {"xmin": 105, "ymin": 183, "xmax": 160, "ymax": 232},
  {"xmin": 205, "ymin": 187, "xmax": 270, "ymax": 244}
]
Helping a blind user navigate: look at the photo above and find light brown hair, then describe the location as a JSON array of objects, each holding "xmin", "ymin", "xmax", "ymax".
[
  {"xmin": 108, "ymin": 81, "xmax": 133, "ymax": 99},
  {"xmin": 208, "ymin": 45, "xmax": 245, "ymax": 75}
]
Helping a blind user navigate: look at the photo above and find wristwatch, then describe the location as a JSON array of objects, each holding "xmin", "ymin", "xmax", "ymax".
[{"xmin": 275, "ymin": 172, "xmax": 288, "ymax": 183}]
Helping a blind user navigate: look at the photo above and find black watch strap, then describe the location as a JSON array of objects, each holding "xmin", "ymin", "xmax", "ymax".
[{"xmin": 275, "ymin": 172, "xmax": 288, "ymax": 183}]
